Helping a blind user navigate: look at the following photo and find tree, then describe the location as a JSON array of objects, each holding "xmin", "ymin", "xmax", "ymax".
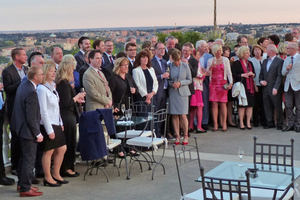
[
  {"xmin": 0, "ymin": 56, "xmax": 10, "ymax": 64},
  {"xmin": 156, "ymin": 32, "xmax": 169, "ymax": 43},
  {"xmin": 181, "ymin": 31, "xmax": 205, "ymax": 46}
]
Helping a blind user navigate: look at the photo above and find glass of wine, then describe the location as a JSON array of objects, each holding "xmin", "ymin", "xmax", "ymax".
[
  {"xmin": 238, "ymin": 146, "xmax": 244, "ymax": 167},
  {"xmin": 124, "ymin": 110, "xmax": 129, "ymax": 123},
  {"xmin": 128, "ymin": 109, "xmax": 132, "ymax": 121},
  {"xmin": 80, "ymin": 87, "xmax": 85, "ymax": 103},
  {"xmin": 121, "ymin": 104, "xmax": 125, "ymax": 120}
]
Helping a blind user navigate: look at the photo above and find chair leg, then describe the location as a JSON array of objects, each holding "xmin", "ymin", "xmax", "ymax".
[{"xmin": 151, "ymin": 143, "xmax": 166, "ymax": 180}]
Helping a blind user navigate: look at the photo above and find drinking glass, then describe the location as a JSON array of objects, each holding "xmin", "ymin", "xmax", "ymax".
[
  {"xmin": 238, "ymin": 146, "xmax": 244, "ymax": 167},
  {"xmin": 148, "ymin": 112, "xmax": 153, "ymax": 120},
  {"xmin": 121, "ymin": 104, "xmax": 125, "ymax": 119},
  {"xmin": 80, "ymin": 87, "xmax": 85, "ymax": 103},
  {"xmin": 124, "ymin": 110, "xmax": 129, "ymax": 122},
  {"xmin": 128, "ymin": 109, "xmax": 132, "ymax": 121}
]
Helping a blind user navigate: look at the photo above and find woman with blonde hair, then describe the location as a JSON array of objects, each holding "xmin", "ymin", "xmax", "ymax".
[
  {"xmin": 207, "ymin": 44, "xmax": 233, "ymax": 132},
  {"xmin": 37, "ymin": 61, "xmax": 67, "ymax": 186},
  {"xmin": 231, "ymin": 46, "xmax": 256, "ymax": 130},
  {"xmin": 62, "ymin": 54, "xmax": 80, "ymax": 92},
  {"xmin": 55, "ymin": 60, "xmax": 85, "ymax": 177}
]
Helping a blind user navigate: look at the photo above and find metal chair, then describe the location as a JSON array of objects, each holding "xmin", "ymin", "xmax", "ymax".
[
  {"xmin": 125, "ymin": 103, "xmax": 168, "ymax": 180},
  {"xmin": 248, "ymin": 136, "xmax": 295, "ymax": 200},
  {"xmin": 201, "ymin": 167, "xmax": 251, "ymax": 200},
  {"xmin": 173, "ymin": 136, "xmax": 203, "ymax": 200}
]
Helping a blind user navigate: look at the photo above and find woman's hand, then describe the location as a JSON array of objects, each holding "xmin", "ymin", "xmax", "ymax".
[
  {"xmin": 61, "ymin": 125, "xmax": 64, "ymax": 131},
  {"xmin": 74, "ymin": 92, "xmax": 86, "ymax": 103},
  {"xmin": 248, "ymin": 72, "xmax": 255, "ymax": 77},
  {"xmin": 145, "ymin": 99, "xmax": 151, "ymax": 105},
  {"xmin": 241, "ymin": 73, "xmax": 249, "ymax": 78},
  {"xmin": 172, "ymin": 81, "xmax": 181, "ymax": 89},
  {"xmin": 227, "ymin": 83, "xmax": 233, "ymax": 90},
  {"xmin": 49, "ymin": 132, "xmax": 55, "ymax": 140},
  {"xmin": 130, "ymin": 87, "xmax": 136, "ymax": 94},
  {"xmin": 145, "ymin": 91, "xmax": 155, "ymax": 100}
]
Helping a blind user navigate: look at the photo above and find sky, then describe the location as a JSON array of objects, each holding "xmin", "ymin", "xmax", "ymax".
[{"xmin": 1, "ymin": 0, "xmax": 299, "ymax": 31}]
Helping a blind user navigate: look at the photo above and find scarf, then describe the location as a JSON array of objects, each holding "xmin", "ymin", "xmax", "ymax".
[{"xmin": 239, "ymin": 59, "xmax": 254, "ymax": 95}]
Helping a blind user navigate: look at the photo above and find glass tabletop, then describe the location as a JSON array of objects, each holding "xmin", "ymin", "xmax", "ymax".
[
  {"xmin": 196, "ymin": 161, "xmax": 300, "ymax": 191},
  {"xmin": 114, "ymin": 116, "xmax": 150, "ymax": 127}
]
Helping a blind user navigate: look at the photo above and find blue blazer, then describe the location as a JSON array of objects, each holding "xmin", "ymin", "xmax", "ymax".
[
  {"xmin": 78, "ymin": 109, "xmax": 116, "ymax": 161},
  {"xmin": 151, "ymin": 57, "xmax": 167, "ymax": 99}
]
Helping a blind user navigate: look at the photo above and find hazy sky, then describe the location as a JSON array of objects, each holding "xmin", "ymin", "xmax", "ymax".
[{"xmin": 1, "ymin": 0, "xmax": 299, "ymax": 31}]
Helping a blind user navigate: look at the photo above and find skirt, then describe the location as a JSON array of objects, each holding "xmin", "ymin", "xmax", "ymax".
[
  {"xmin": 40, "ymin": 125, "xmax": 66, "ymax": 151},
  {"xmin": 190, "ymin": 90, "xmax": 204, "ymax": 107}
]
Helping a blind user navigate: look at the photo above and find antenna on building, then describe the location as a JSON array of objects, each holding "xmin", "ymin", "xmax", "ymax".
[{"xmin": 175, "ymin": 23, "xmax": 176, "ymax": 31}]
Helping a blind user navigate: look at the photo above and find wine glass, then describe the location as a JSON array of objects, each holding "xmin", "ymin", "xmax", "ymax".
[
  {"xmin": 121, "ymin": 104, "xmax": 125, "ymax": 119},
  {"xmin": 166, "ymin": 67, "xmax": 170, "ymax": 79},
  {"xmin": 124, "ymin": 110, "xmax": 129, "ymax": 123},
  {"xmin": 80, "ymin": 88, "xmax": 85, "ymax": 103},
  {"xmin": 128, "ymin": 109, "xmax": 132, "ymax": 121},
  {"xmin": 238, "ymin": 146, "xmax": 244, "ymax": 167}
]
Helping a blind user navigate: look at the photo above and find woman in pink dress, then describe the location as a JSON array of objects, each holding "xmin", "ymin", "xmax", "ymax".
[
  {"xmin": 189, "ymin": 61, "xmax": 207, "ymax": 133},
  {"xmin": 208, "ymin": 45, "xmax": 233, "ymax": 132}
]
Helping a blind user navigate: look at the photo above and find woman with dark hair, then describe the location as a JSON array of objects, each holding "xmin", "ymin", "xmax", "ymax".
[
  {"xmin": 231, "ymin": 46, "xmax": 256, "ymax": 130},
  {"xmin": 168, "ymin": 49, "xmax": 192, "ymax": 145},
  {"xmin": 132, "ymin": 49, "xmax": 158, "ymax": 105},
  {"xmin": 268, "ymin": 34, "xmax": 280, "ymax": 48},
  {"xmin": 249, "ymin": 45, "xmax": 266, "ymax": 127},
  {"xmin": 55, "ymin": 60, "xmax": 85, "ymax": 177}
]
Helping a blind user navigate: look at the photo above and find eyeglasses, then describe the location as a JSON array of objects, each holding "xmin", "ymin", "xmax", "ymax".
[{"xmin": 127, "ymin": 49, "xmax": 136, "ymax": 52}]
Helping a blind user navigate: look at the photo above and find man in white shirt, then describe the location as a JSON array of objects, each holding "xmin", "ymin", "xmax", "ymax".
[
  {"xmin": 51, "ymin": 47, "xmax": 63, "ymax": 69},
  {"xmin": 282, "ymin": 42, "xmax": 300, "ymax": 132}
]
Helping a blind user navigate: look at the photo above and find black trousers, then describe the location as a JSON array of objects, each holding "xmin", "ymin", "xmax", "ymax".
[
  {"xmin": 8, "ymin": 114, "xmax": 20, "ymax": 171},
  {"xmin": 285, "ymin": 86, "xmax": 300, "ymax": 128},
  {"xmin": 263, "ymin": 91, "xmax": 283, "ymax": 126},
  {"xmin": 18, "ymin": 137, "xmax": 37, "ymax": 192},
  {"xmin": 253, "ymin": 86, "xmax": 267, "ymax": 126},
  {"xmin": 0, "ymin": 112, "xmax": 5, "ymax": 178},
  {"xmin": 154, "ymin": 90, "xmax": 168, "ymax": 137}
]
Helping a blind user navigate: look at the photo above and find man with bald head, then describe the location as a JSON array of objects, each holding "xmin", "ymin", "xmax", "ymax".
[
  {"xmin": 292, "ymin": 28, "xmax": 300, "ymax": 41},
  {"xmin": 51, "ymin": 47, "xmax": 63, "ymax": 69},
  {"xmin": 30, "ymin": 55, "xmax": 45, "ymax": 67},
  {"xmin": 282, "ymin": 42, "xmax": 300, "ymax": 132},
  {"xmin": 259, "ymin": 44, "xmax": 284, "ymax": 130}
]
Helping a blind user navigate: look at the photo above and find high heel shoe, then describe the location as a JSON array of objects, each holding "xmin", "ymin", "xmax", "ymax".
[
  {"xmin": 174, "ymin": 136, "xmax": 180, "ymax": 145},
  {"xmin": 53, "ymin": 177, "xmax": 69, "ymax": 184},
  {"xmin": 43, "ymin": 179, "xmax": 61, "ymax": 187},
  {"xmin": 182, "ymin": 135, "xmax": 189, "ymax": 145}
]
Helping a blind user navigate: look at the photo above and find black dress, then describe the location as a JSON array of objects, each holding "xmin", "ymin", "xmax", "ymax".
[
  {"xmin": 108, "ymin": 73, "xmax": 138, "ymax": 114},
  {"xmin": 231, "ymin": 60, "xmax": 256, "ymax": 107},
  {"xmin": 56, "ymin": 79, "xmax": 79, "ymax": 173}
]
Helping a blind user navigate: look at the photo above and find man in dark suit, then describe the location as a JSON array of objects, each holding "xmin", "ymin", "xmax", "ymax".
[
  {"xmin": 92, "ymin": 39, "xmax": 105, "ymax": 54},
  {"xmin": 259, "ymin": 44, "xmax": 284, "ymax": 130},
  {"xmin": 0, "ymin": 83, "xmax": 15, "ymax": 186},
  {"xmin": 151, "ymin": 42, "xmax": 169, "ymax": 138},
  {"xmin": 10, "ymin": 66, "xmax": 44, "ymax": 197},
  {"xmin": 79, "ymin": 50, "xmax": 91, "ymax": 87},
  {"xmin": 102, "ymin": 52, "xmax": 127, "ymax": 80},
  {"xmin": 162, "ymin": 36, "xmax": 176, "ymax": 61},
  {"xmin": 125, "ymin": 42, "xmax": 137, "ymax": 75},
  {"xmin": 74, "ymin": 36, "xmax": 91, "ymax": 72},
  {"xmin": 102, "ymin": 39, "xmax": 115, "ymax": 67},
  {"xmin": 2, "ymin": 48, "xmax": 28, "ymax": 175}
]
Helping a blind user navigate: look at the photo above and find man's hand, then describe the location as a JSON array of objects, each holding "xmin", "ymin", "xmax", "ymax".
[
  {"xmin": 272, "ymin": 89, "xmax": 278, "ymax": 96},
  {"xmin": 49, "ymin": 132, "xmax": 55, "ymax": 140},
  {"xmin": 260, "ymin": 80, "xmax": 267, "ymax": 86},
  {"xmin": 162, "ymin": 72, "xmax": 170, "ymax": 79},
  {"xmin": 36, "ymin": 134, "xmax": 43, "ymax": 143},
  {"xmin": 286, "ymin": 63, "xmax": 293, "ymax": 70},
  {"xmin": 108, "ymin": 100, "xmax": 112, "ymax": 107}
]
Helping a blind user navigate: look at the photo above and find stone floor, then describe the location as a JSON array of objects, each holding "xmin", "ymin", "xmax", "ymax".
[{"xmin": 1, "ymin": 125, "xmax": 300, "ymax": 200}]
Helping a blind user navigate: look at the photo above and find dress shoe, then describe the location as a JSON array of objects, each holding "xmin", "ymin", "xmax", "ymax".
[
  {"xmin": 277, "ymin": 125, "xmax": 283, "ymax": 130},
  {"xmin": 196, "ymin": 129, "xmax": 207, "ymax": 133},
  {"xmin": 62, "ymin": 171, "xmax": 80, "ymax": 177},
  {"xmin": 20, "ymin": 189, "xmax": 43, "ymax": 197},
  {"xmin": 0, "ymin": 177, "xmax": 15, "ymax": 185},
  {"xmin": 31, "ymin": 177, "xmax": 40, "ymax": 184},
  {"xmin": 202, "ymin": 124, "xmax": 209, "ymax": 130},
  {"xmin": 295, "ymin": 127, "xmax": 300, "ymax": 133},
  {"xmin": 182, "ymin": 135, "xmax": 189, "ymax": 145},
  {"xmin": 11, "ymin": 169, "xmax": 18, "ymax": 176},
  {"xmin": 129, "ymin": 152, "xmax": 140, "ymax": 157},
  {"xmin": 240, "ymin": 126, "xmax": 245, "ymax": 130},
  {"xmin": 188, "ymin": 128, "xmax": 194, "ymax": 132},
  {"xmin": 17, "ymin": 186, "xmax": 39, "ymax": 192},
  {"xmin": 228, "ymin": 123, "xmax": 237, "ymax": 128},
  {"xmin": 263, "ymin": 125, "xmax": 275, "ymax": 129},
  {"xmin": 43, "ymin": 179, "xmax": 61, "ymax": 187},
  {"xmin": 247, "ymin": 126, "xmax": 252, "ymax": 130},
  {"xmin": 282, "ymin": 125, "xmax": 294, "ymax": 132},
  {"xmin": 53, "ymin": 177, "xmax": 69, "ymax": 184}
]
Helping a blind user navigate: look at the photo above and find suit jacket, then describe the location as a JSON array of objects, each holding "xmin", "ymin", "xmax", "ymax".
[
  {"xmin": 259, "ymin": 56, "xmax": 284, "ymax": 94},
  {"xmin": 2, "ymin": 64, "xmax": 28, "ymax": 117},
  {"xmin": 83, "ymin": 67, "xmax": 112, "ymax": 111},
  {"xmin": 187, "ymin": 56, "xmax": 198, "ymax": 95},
  {"xmin": 79, "ymin": 62, "xmax": 90, "ymax": 87},
  {"xmin": 162, "ymin": 47, "xmax": 170, "ymax": 61},
  {"xmin": 132, "ymin": 66, "xmax": 158, "ymax": 97},
  {"xmin": 282, "ymin": 55, "xmax": 300, "ymax": 92},
  {"xmin": 168, "ymin": 62, "xmax": 192, "ymax": 97},
  {"xmin": 102, "ymin": 53, "xmax": 115, "ymax": 67},
  {"xmin": 10, "ymin": 80, "xmax": 40, "ymax": 140},
  {"xmin": 151, "ymin": 57, "xmax": 168, "ymax": 99},
  {"xmin": 74, "ymin": 51, "xmax": 84, "ymax": 72},
  {"xmin": 102, "ymin": 63, "xmax": 114, "ymax": 80},
  {"xmin": 128, "ymin": 61, "xmax": 134, "ymax": 76}
]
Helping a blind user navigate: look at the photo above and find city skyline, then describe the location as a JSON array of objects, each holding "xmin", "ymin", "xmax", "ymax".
[{"xmin": 1, "ymin": 0, "xmax": 299, "ymax": 32}]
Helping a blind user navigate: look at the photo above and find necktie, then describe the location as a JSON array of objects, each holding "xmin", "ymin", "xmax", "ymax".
[
  {"xmin": 160, "ymin": 59, "xmax": 168, "ymax": 88},
  {"xmin": 109, "ymin": 56, "xmax": 113, "ymax": 63},
  {"xmin": 291, "ymin": 56, "xmax": 294, "ymax": 65},
  {"xmin": 97, "ymin": 70, "xmax": 109, "ymax": 97}
]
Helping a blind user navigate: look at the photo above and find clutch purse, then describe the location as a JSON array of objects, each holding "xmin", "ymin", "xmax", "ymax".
[{"xmin": 223, "ymin": 83, "xmax": 229, "ymax": 90}]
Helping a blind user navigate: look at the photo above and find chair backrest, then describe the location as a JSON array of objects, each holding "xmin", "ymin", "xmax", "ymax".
[
  {"xmin": 130, "ymin": 100, "xmax": 154, "ymax": 115},
  {"xmin": 200, "ymin": 167, "xmax": 251, "ymax": 200},
  {"xmin": 172, "ymin": 137, "xmax": 201, "ymax": 197},
  {"xmin": 150, "ymin": 102, "xmax": 169, "ymax": 138},
  {"xmin": 253, "ymin": 136, "xmax": 294, "ymax": 171}
]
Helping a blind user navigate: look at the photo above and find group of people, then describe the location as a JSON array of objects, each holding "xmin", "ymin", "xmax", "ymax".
[{"xmin": 0, "ymin": 27, "xmax": 300, "ymax": 197}]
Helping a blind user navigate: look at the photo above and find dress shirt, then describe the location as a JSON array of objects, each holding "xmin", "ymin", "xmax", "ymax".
[
  {"xmin": 199, "ymin": 55, "xmax": 205, "ymax": 69},
  {"xmin": 104, "ymin": 52, "xmax": 114, "ymax": 64},
  {"xmin": 13, "ymin": 63, "xmax": 26, "ymax": 79},
  {"xmin": 127, "ymin": 56, "xmax": 135, "ymax": 67},
  {"xmin": 37, "ymin": 82, "xmax": 62, "ymax": 135},
  {"xmin": 80, "ymin": 49, "xmax": 85, "ymax": 55},
  {"xmin": 266, "ymin": 55, "xmax": 276, "ymax": 72}
]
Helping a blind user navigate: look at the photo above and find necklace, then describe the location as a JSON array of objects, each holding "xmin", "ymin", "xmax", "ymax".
[{"xmin": 215, "ymin": 57, "xmax": 222, "ymax": 61}]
